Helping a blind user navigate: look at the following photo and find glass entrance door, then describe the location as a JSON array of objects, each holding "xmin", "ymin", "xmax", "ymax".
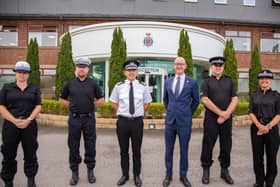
[{"xmin": 137, "ymin": 74, "xmax": 162, "ymax": 102}]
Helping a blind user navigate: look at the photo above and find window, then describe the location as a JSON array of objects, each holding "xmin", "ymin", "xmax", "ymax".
[
  {"xmin": 0, "ymin": 26, "xmax": 18, "ymax": 46},
  {"xmin": 225, "ymin": 30, "xmax": 251, "ymax": 51},
  {"xmin": 243, "ymin": 0, "xmax": 255, "ymax": 6},
  {"xmin": 184, "ymin": 0, "xmax": 197, "ymax": 2},
  {"xmin": 215, "ymin": 0, "xmax": 227, "ymax": 4},
  {"xmin": 28, "ymin": 25, "xmax": 57, "ymax": 47},
  {"xmin": 260, "ymin": 32, "xmax": 280, "ymax": 53}
]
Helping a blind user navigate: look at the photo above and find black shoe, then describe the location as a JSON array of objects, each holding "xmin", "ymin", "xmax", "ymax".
[
  {"xmin": 162, "ymin": 176, "xmax": 172, "ymax": 187},
  {"xmin": 221, "ymin": 168, "xmax": 234, "ymax": 185},
  {"xmin": 202, "ymin": 167, "xmax": 210, "ymax": 184},
  {"xmin": 117, "ymin": 175, "xmax": 129, "ymax": 186},
  {"xmin": 134, "ymin": 176, "xmax": 142, "ymax": 187},
  {"xmin": 4, "ymin": 181, "xmax": 13, "ymax": 187},
  {"xmin": 70, "ymin": 170, "xmax": 79, "ymax": 186},
  {"xmin": 27, "ymin": 177, "xmax": 36, "ymax": 187},
  {"xmin": 180, "ymin": 176, "xmax": 192, "ymax": 187},
  {"xmin": 87, "ymin": 169, "xmax": 96, "ymax": 183}
]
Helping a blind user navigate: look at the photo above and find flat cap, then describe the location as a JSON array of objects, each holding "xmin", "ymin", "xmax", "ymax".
[
  {"xmin": 123, "ymin": 60, "xmax": 139, "ymax": 70},
  {"xmin": 257, "ymin": 69, "xmax": 274, "ymax": 79},
  {"xmin": 13, "ymin": 61, "xmax": 31, "ymax": 73},
  {"xmin": 209, "ymin": 56, "xmax": 225, "ymax": 64},
  {"xmin": 75, "ymin": 58, "xmax": 90, "ymax": 67}
]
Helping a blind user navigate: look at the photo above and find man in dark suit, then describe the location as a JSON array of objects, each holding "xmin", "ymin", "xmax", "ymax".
[{"xmin": 162, "ymin": 57, "xmax": 199, "ymax": 187}]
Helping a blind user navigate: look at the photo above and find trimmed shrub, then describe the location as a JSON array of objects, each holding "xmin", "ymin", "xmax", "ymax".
[
  {"xmin": 41, "ymin": 99, "xmax": 68, "ymax": 115},
  {"xmin": 193, "ymin": 103, "xmax": 204, "ymax": 118},
  {"xmin": 96, "ymin": 102, "xmax": 116, "ymax": 118},
  {"xmin": 234, "ymin": 102, "xmax": 249, "ymax": 116},
  {"xmin": 146, "ymin": 102, "xmax": 166, "ymax": 118}
]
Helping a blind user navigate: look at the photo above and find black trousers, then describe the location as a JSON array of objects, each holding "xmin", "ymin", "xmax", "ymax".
[
  {"xmin": 68, "ymin": 115, "xmax": 96, "ymax": 171},
  {"xmin": 251, "ymin": 124, "xmax": 279, "ymax": 186},
  {"xmin": 116, "ymin": 116, "xmax": 143, "ymax": 177},
  {"xmin": 200, "ymin": 115, "xmax": 232, "ymax": 168},
  {"xmin": 0, "ymin": 120, "xmax": 38, "ymax": 182}
]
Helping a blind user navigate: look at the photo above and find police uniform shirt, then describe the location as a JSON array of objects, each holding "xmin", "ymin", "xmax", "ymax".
[
  {"xmin": 0, "ymin": 83, "xmax": 41, "ymax": 117},
  {"xmin": 249, "ymin": 89, "xmax": 280, "ymax": 120},
  {"xmin": 200, "ymin": 75, "xmax": 237, "ymax": 115},
  {"xmin": 60, "ymin": 77, "xmax": 103, "ymax": 114},
  {"xmin": 109, "ymin": 79, "xmax": 152, "ymax": 117}
]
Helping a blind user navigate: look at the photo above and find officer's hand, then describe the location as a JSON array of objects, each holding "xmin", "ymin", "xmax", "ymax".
[
  {"xmin": 217, "ymin": 116, "xmax": 225, "ymax": 124},
  {"xmin": 16, "ymin": 119, "xmax": 30, "ymax": 129},
  {"xmin": 257, "ymin": 125, "xmax": 269, "ymax": 135}
]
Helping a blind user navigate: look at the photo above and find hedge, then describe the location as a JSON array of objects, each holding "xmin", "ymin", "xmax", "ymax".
[{"xmin": 41, "ymin": 99, "xmax": 248, "ymax": 118}]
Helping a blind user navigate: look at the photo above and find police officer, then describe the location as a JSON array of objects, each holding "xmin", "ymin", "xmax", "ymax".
[
  {"xmin": 59, "ymin": 58, "xmax": 104, "ymax": 186},
  {"xmin": 109, "ymin": 60, "xmax": 152, "ymax": 187},
  {"xmin": 0, "ymin": 61, "xmax": 41, "ymax": 187},
  {"xmin": 200, "ymin": 56, "xmax": 238, "ymax": 185},
  {"xmin": 249, "ymin": 70, "xmax": 280, "ymax": 187}
]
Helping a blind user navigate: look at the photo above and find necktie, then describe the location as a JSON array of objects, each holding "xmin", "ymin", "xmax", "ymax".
[
  {"xmin": 129, "ymin": 82, "xmax": 135, "ymax": 115},
  {"xmin": 174, "ymin": 76, "xmax": 180, "ymax": 98}
]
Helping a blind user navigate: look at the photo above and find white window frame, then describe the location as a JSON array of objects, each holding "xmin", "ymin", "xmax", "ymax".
[
  {"xmin": 184, "ymin": 0, "xmax": 198, "ymax": 2},
  {"xmin": 214, "ymin": 0, "xmax": 227, "ymax": 4},
  {"xmin": 0, "ymin": 26, "xmax": 18, "ymax": 46},
  {"xmin": 243, "ymin": 0, "xmax": 255, "ymax": 6},
  {"xmin": 28, "ymin": 25, "xmax": 57, "ymax": 47}
]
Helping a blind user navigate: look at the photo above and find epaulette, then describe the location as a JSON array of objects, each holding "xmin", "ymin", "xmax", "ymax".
[
  {"xmin": 116, "ymin": 81, "xmax": 125, "ymax": 86},
  {"xmin": 139, "ymin": 81, "xmax": 146, "ymax": 86}
]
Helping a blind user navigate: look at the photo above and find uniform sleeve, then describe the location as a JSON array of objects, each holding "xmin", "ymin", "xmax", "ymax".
[
  {"xmin": 0, "ymin": 84, "xmax": 8, "ymax": 106},
  {"xmin": 143, "ymin": 86, "xmax": 152, "ymax": 104},
  {"xmin": 200, "ymin": 79, "xmax": 208, "ymax": 98},
  {"xmin": 248, "ymin": 95, "xmax": 254, "ymax": 114},
  {"xmin": 109, "ymin": 85, "xmax": 119, "ymax": 103},
  {"xmin": 276, "ymin": 92, "xmax": 280, "ymax": 115},
  {"xmin": 93, "ymin": 82, "xmax": 104, "ymax": 99},
  {"xmin": 34, "ymin": 85, "xmax": 42, "ymax": 105},
  {"xmin": 59, "ymin": 82, "xmax": 70, "ymax": 99},
  {"xmin": 230, "ymin": 78, "xmax": 238, "ymax": 97}
]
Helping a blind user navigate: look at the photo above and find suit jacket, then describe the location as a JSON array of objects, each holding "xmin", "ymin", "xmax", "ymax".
[{"xmin": 163, "ymin": 75, "xmax": 199, "ymax": 126}]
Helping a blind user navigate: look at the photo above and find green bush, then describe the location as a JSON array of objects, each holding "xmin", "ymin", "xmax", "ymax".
[
  {"xmin": 41, "ymin": 99, "xmax": 68, "ymax": 115},
  {"xmin": 96, "ymin": 102, "xmax": 116, "ymax": 118},
  {"xmin": 146, "ymin": 102, "xmax": 166, "ymax": 118},
  {"xmin": 234, "ymin": 102, "xmax": 249, "ymax": 116},
  {"xmin": 193, "ymin": 103, "xmax": 204, "ymax": 118}
]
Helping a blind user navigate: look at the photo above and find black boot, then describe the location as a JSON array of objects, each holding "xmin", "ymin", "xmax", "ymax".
[
  {"xmin": 221, "ymin": 168, "xmax": 234, "ymax": 185},
  {"xmin": 27, "ymin": 177, "xmax": 36, "ymax": 187},
  {"xmin": 4, "ymin": 181, "xmax": 13, "ymax": 187},
  {"xmin": 87, "ymin": 169, "xmax": 96, "ymax": 183},
  {"xmin": 70, "ymin": 170, "xmax": 79, "ymax": 186},
  {"xmin": 202, "ymin": 167, "xmax": 210, "ymax": 184}
]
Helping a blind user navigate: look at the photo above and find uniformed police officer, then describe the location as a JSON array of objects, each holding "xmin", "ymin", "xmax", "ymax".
[
  {"xmin": 249, "ymin": 69, "xmax": 280, "ymax": 187},
  {"xmin": 0, "ymin": 61, "xmax": 42, "ymax": 187},
  {"xmin": 109, "ymin": 60, "xmax": 152, "ymax": 187},
  {"xmin": 59, "ymin": 58, "xmax": 104, "ymax": 186},
  {"xmin": 200, "ymin": 56, "xmax": 238, "ymax": 185}
]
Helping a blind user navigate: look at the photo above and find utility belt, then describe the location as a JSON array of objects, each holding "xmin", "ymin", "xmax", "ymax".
[
  {"xmin": 71, "ymin": 113, "xmax": 93, "ymax": 118},
  {"xmin": 258, "ymin": 118, "xmax": 272, "ymax": 125},
  {"xmin": 118, "ymin": 115, "xmax": 143, "ymax": 121},
  {"xmin": 15, "ymin": 115, "xmax": 28, "ymax": 119}
]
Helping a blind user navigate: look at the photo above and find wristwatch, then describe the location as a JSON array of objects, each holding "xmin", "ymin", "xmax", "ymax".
[{"xmin": 267, "ymin": 124, "xmax": 272, "ymax": 130}]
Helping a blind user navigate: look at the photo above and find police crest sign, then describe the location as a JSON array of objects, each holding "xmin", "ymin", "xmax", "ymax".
[{"xmin": 143, "ymin": 32, "xmax": 153, "ymax": 47}]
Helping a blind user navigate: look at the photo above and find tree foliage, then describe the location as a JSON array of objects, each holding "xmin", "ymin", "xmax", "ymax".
[
  {"xmin": 26, "ymin": 38, "xmax": 40, "ymax": 87},
  {"xmin": 223, "ymin": 39, "xmax": 238, "ymax": 90},
  {"xmin": 55, "ymin": 32, "xmax": 75, "ymax": 99},
  {"xmin": 108, "ymin": 27, "xmax": 127, "ymax": 93},
  {"xmin": 177, "ymin": 29, "xmax": 194, "ymax": 77},
  {"xmin": 249, "ymin": 45, "xmax": 262, "ymax": 96}
]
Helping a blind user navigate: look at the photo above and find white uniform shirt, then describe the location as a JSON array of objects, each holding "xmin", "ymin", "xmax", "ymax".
[
  {"xmin": 172, "ymin": 74, "xmax": 185, "ymax": 95},
  {"xmin": 109, "ymin": 79, "xmax": 152, "ymax": 117}
]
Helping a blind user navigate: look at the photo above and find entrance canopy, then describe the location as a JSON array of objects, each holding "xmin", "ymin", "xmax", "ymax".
[{"xmin": 70, "ymin": 21, "xmax": 225, "ymax": 66}]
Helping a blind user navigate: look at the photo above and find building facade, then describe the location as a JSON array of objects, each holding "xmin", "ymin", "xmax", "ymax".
[{"xmin": 0, "ymin": 0, "xmax": 279, "ymax": 99}]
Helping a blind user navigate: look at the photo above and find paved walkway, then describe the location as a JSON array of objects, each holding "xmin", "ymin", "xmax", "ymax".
[{"xmin": 0, "ymin": 124, "xmax": 279, "ymax": 187}]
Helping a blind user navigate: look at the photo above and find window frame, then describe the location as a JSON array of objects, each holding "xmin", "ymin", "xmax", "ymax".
[
  {"xmin": 225, "ymin": 30, "xmax": 252, "ymax": 52},
  {"xmin": 260, "ymin": 32, "xmax": 280, "ymax": 53},
  {"xmin": 214, "ymin": 0, "xmax": 227, "ymax": 5},
  {"xmin": 243, "ymin": 0, "xmax": 255, "ymax": 6},
  {"xmin": 0, "ymin": 25, "xmax": 18, "ymax": 47},
  {"xmin": 28, "ymin": 25, "xmax": 58, "ymax": 47}
]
